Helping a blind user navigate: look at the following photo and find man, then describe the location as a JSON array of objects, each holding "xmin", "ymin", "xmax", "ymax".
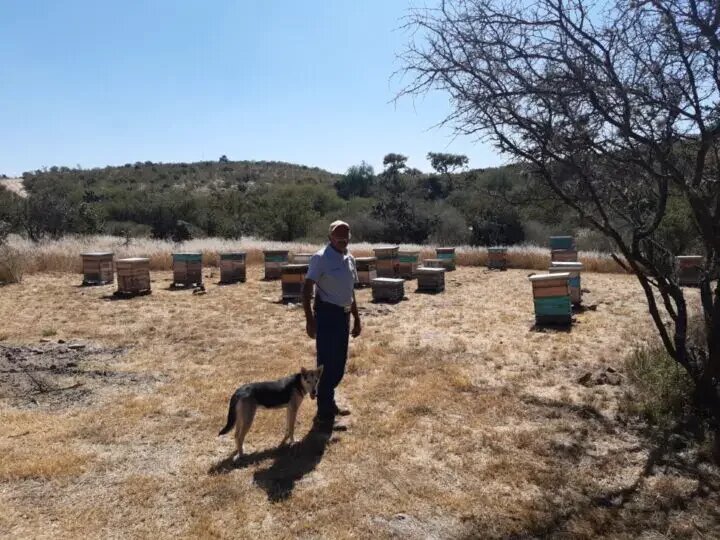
[{"xmin": 303, "ymin": 220, "xmax": 362, "ymax": 427}]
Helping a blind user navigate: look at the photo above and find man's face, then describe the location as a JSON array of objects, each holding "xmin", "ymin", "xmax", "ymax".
[{"xmin": 330, "ymin": 226, "xmax": 350, "ymax": 252}]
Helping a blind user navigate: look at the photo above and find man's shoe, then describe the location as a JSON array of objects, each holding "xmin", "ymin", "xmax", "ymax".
[{"xmin": 332, "ymin": 403, "xmax": 351, "ymax": 416}]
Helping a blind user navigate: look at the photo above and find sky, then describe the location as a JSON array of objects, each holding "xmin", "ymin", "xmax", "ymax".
[{"xmin": 0, "ymin": 0, "xmax": 503, "ymax": 177}]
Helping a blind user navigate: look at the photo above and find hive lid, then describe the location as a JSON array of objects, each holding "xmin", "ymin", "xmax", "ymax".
[
  {"xmin": 117, "ymin": 257, "xmax": 149, "ymax": 263},
  {"xmin": 676, "ymin": 255, "xmax": 704, "ymax": 260},
  {"xmin": 550, "ymin": 262, "xmax": 584, "ymax": 270},
  {"xmin": 437, "ymin": 247, "xmax": 456, "ymax": 251},
  {"xmin": 372, "ymin": 277, "xmax": 404, "ymax": 284},
  {"xmin": 264, "ymin": 249, "xmax": 290, "ymax": 254},
  {"xmin": 81, "ymin": 251, "xmax": 114, "ymax": 257},
  {"xmin": 355, "ymin": 256, "xmax": 377, "ymax": 262},
  {"xmin": 374, "ymin": 245, "xmax": 399, "ymax": 250},
  {"xmin": 529, "ymin": 272, "xmax": 571, "ymax": 282},
  {"xmin": 417, "ymin": 267, "xmax": 445, "ymax": 273}
]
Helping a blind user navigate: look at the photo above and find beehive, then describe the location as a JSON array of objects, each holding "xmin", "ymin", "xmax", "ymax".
[
  {"xmin": 398, "ymin": 250, "xmax": 421, "ymax": 279},
  {"xmin": 172, "ymin": 252, "xmax": 203, "ymax": 287},
  {"xmin": 264, "ymin": 250, "xmax": 290, "ymax": 280},
  {"xmin": 529, "ymin": 272, "xmax": 572, "ymax": 326},
  {"xmin": 81, "ymin": 252, "xmax": 114, "ymax": 285},
  {"xmin": 677, "ymin": 256, "xmax": 704, "ymax": 286},
  {"xmin": 371, "ymin": 277, "xmax": 405, "ymax": 303},
  {"xmin": 436, "ymin": 247, "xmax": 456, "ymax": 271},
  {"xmin": 416, "ymin": 267, "xmax": 445, "ymax": 293},
  {"xmin": 219, "ymin": 252, "xmax": 246, "ymax": 284},
  {"xmin": 487, "ymin": 247, "xmax": 507, "ymax": 270},
  {"xmin": 422, "ymin": 258, "xmax": 444, "ymax": 269},
  {"xmin": 115, "ymin": 257, "xmax": 151, "ymax": 296},
  {"xmin": 281, "ymin": 264, "xmax": 308, "ymax": 302},
  {"xmin": 355, "ymin": 257, "xmax": 377, "ymax": 287},
  {"xmin": 374, "ymin": 246, "xmax": 400, "ymax": 278},
  {"xmin": 292, "ymin": 253, "xmax": 314, "ymax": 265},
  {"xmin": 550, "ymin": 236, "xmax": 577, "ymax": 262},
  {"xmin": 549, "ymin": 261, "xmax": 583, "ymax": 305}
]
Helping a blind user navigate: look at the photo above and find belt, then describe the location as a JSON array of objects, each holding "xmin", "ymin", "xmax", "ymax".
[{"xmin": 315, "ymin": 297, "xmax": 352, "ymax": 313}]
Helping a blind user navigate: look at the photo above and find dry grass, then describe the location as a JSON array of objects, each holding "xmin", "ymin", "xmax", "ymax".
[
  {"xmin": 6, "ymin": 234, "xmax": 626, "ymax": 275},
  {"xmin": 0, "ymin": 266, "xmax": 716, "ymax": 539}
]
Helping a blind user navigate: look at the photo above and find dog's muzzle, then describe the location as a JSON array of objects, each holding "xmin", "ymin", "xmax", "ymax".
[{"xmin": 310, "ymin": 388, "xmax": 317, "ymax": 400}]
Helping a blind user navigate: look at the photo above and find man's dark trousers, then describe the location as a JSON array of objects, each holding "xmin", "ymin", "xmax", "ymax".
[{"xmin": 315, "ymin": 299, "xmax": 350, "ymax": 417}]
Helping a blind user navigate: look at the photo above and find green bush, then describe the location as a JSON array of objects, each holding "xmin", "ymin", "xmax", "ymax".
[{"xmin": 621, "ymin": 343, "xmax": 694, "ymax": 427}]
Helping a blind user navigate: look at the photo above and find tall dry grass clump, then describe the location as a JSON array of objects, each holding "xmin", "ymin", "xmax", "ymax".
[{"xmin": 6, "ymin": 235, "xmax": 627, "ymax": 275}]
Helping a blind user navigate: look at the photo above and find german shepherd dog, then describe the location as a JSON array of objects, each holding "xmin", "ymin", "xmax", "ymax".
[{"xmin": 218, "ymin": 366, "xmax": 324, "ymax": 459}]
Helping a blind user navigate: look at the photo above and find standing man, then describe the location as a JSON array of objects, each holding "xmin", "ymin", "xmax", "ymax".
[{"xmin": 303, "ymin": 220, "xmax": 362, "ymax": 428}]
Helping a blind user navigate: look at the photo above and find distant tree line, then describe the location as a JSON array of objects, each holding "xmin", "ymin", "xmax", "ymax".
[{"xmin": 0, "ymin": 154, "xmax": 702, "ymax": 252}]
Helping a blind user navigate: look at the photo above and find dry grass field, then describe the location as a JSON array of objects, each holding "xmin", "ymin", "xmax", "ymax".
[{"xmin": 1, "ymin": 264, "xmax": 718, "ymax": 539}]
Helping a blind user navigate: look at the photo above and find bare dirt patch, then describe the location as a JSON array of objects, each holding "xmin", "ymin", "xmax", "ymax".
[{"xmin": 0, "ymin": 342, "xmax": 158, "ymax": 409}]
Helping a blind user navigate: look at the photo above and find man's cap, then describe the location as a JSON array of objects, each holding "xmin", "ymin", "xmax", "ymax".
[{"xmin": 329, "ymin": 220, "xmax": 350, "ymax": 235}]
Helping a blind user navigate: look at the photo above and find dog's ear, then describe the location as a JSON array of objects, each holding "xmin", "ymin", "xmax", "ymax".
[{"xmin": 300, "ymin": 366, "xmax": 307, "ymax": 375}]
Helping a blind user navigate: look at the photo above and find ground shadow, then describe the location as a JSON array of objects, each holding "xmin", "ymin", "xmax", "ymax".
[
  {"xmin": 252, "ymin": 426, "xmax": 337, "ymax": 502},
  {"xmin": 208, "ymin": 424, "xmax": 339, "ymax": 502},
  {"xmin": 529, "ymin": 323, "xmax": 573, "ymax": 333},
  {"xmin": 100, "ymin": 291, "xmax": 152, "ymax": 301},
  {"xmin": 573, "ymin": 303, "xmax": 598, "ymax": 314},
  {"xmin": 414, "ymin": 289, "xmax": 445, "ymax": 295}
]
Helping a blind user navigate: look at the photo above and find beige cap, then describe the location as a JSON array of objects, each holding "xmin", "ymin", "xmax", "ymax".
[{"xmin": 328, "ymin": 220, "xmax": 350, "ymax": 235}]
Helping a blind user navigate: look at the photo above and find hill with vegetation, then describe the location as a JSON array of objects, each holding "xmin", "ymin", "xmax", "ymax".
[{"xmin": 0, "ymin": 153, "xmax": 701, "ymax": 254}]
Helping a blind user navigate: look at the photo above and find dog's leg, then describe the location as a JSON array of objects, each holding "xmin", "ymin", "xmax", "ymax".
[
  {"xmin": 234, "ymin": 399, "xmax": 256, "ymax": 459},
  {"xmin": 281, "ymin": 394, "xmax": 301, "ymax": 446}
]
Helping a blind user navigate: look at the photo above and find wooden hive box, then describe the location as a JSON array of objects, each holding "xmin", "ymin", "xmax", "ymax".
[
  {"xmin": 264, "ymin": 250, "xmax": 289, "ymax": 280},
  {"xmin": 219, "ymin": 252, "xmax": 247, "ymax": 284},
  {"xmin": 487, "ymin": 247, "xmax": 508, "ymax": 270},
  {"xmin": 422, "ymin": 258, "xmax": 444, "ymax": 269},
  {"xmin": 115, "ymin": 257, "xmax": 151, "ymax": 296},
  {"xmin": 549, "ymin": 261, "xmax": 584, "ymax": 305},
  {"xmin": 371, "ymin": 277, "xmax": 405, "ymax": 303},
  {"xmin": 172, "ymin": 252, "xmax": 203, "ymax": 287},
  {"xmin": 436, "ymin": 247, "xmax": 456, "ymax": 271},
  {"xmin": 416, "ymin": 267, "xmax": 445, "ymax": 293},
  {"xmin": 355, "ymin": 257, "xmax": 377, "ymax": 287},
  {"xmin": 81, "ymin": 252, "xmax": 114, "ymax": 285},
  {"xmin": 281, "ymin": 263, "xmax": 308, "ymax": 302},
  {"xmin": 292, "ymin": 253, "xmax": 314, "ymax": 265},
  {"xmin": 550, "ymin": 235, "xmax": 577, "ymax": 262},
  {"xmin": 374, "ymin": 246, "xmax": 400, "ymax": 278},
  {"xmin": 398, "ymin": 250, "xmax": 421, "ymax": 279},
  {"xmin": 529, "ymin": 272, "xmax": 572, "ymax": 326},
  {"xmin": 676, "ymin": 256, "xmax": 704, "ymax": 286}
]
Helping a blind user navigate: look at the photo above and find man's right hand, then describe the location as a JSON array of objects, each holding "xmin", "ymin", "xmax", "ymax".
[{"xmin": 306, "ymin": 317, "xmax": 317, "ymax": 339}]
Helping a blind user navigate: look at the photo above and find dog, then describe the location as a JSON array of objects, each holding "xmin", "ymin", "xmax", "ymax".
[{"xmin": 218, "ymin": 366, "xmax": 324, "ymax": 459}]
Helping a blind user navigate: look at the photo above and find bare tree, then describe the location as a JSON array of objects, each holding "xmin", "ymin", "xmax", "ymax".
[{"xmin": 401, "ymin": 0, "xmax": 720, "ymax": 409}]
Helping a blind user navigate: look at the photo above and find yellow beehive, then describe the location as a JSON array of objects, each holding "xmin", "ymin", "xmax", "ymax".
[
  {"xmin": 374, "ymin": 246, "xmax": 400, "ymax": 278},
  {"xmin": 355, "ymin": 257, "xmax": 377, "ymax": 287},
  {"xmin": 281, "ymin": 264, "xmax": 308, "ymax": 302}
]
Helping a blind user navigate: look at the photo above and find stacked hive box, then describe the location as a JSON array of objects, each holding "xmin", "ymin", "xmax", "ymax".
[
  {"xmin": 81, "ymin": 252, "xmax": 114, "ymax": 285},
  {"xmin": 677, "ymin": 256, "xmax": 704, "ymax": 286},
  {"xmin": 264, "ymin": 250, "xmax": 290, "ymax": 280},
  {"xmin": 487, "ymin": 247, "xmax": 508, "ymax": 270},
  {"xmin": 549, "ymin": 261, "xmax": 583, "ymax": 305},
  {"xmin": 422, "ymin": 258, "xmax": 444, "ymax": 269},
  {"xmin": 398, "ymin": 250, "xmax": 421, "ymax": 279},
  {"xmin": 292, "ymin": 253, "xmax": 314, "ymax": 265},
  {"xmin": 374, "ymin": 246, "xmax": 400, "ymax": 278},
  {"xmin": 550, "ymin": 236, "xmax": 577, "ymax": 262},
  {"xmin": 416, "ymin": 267, "xmax": 445, "ymax": 292},
  {"xmin": 219, "ymin": 252, "xmax": 246, "ymax": 284},
  {"xmin": 529, "ymin": 272, "xmax": 572, "ymax": 326},
  {"xmin": 172, "ymin": 252, "xmax": 203, "ymax": 287},
  {"xmin": 436, "ymin": 247, "xmax": 456, "ymax": 271},
  {"xmin": 371, "ymin": 277, "xmax": 405, "ymax": 303},
  {"xmin": 355, "ymin": 257, "xmax": 377, "ymax": 287},
  {"xmin": 115, "ymin": 257, "xmax": 151, "ymax": 296},
  {"xmin": 281, "ymin": 264, "xmax": 308, "ymax": 302}
]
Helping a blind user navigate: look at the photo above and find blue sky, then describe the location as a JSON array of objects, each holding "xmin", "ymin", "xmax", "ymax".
[{"xmin": 0, "ymin": 1, "xmax": 502, "ymax": 176}]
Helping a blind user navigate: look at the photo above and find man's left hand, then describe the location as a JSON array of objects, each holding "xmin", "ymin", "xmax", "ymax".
[{"xmin": 351, "ymin": 319, "xmax": 362, "ymax": 338}]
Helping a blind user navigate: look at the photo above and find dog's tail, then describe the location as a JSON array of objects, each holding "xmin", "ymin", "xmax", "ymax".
[{"xmin": 218, "ymin": 391, "xmax": 240, "ymax": 436}]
